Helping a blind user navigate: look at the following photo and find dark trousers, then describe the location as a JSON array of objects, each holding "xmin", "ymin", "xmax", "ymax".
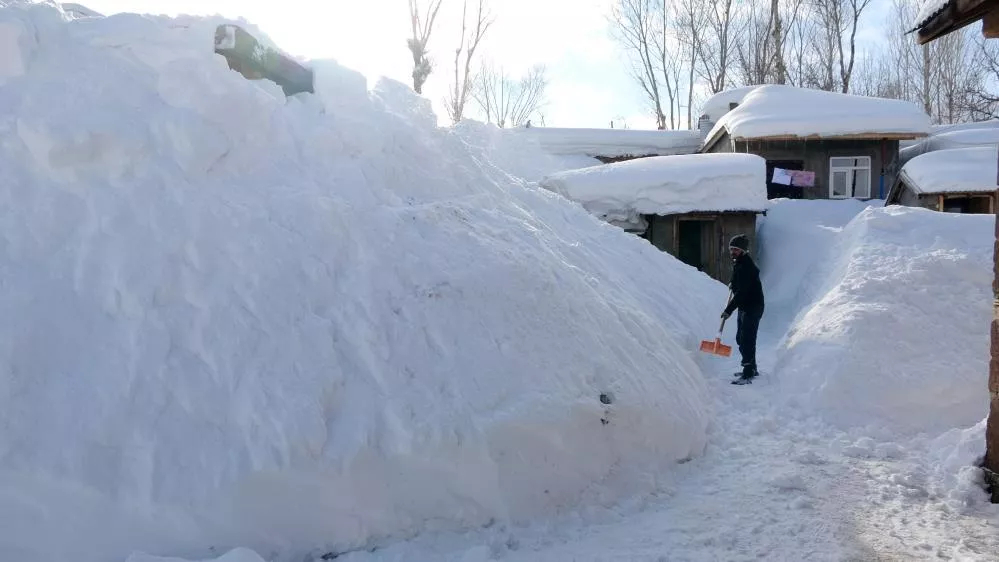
[{"xmin": 736, "ymin": 306, "xmax": 763, "ymax": 374}]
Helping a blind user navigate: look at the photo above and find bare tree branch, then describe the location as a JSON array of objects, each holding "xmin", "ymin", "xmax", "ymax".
[
  {"xmin": 472, "ymin": 63, "xmax": 548, "ymax": 127},
  {"xmin": 610, "ymin": 0, "xmax": 667, "ymax": 128},
  {"xmin": 444, "ymin": 0, "xmax": 493, "ymax": 125}
]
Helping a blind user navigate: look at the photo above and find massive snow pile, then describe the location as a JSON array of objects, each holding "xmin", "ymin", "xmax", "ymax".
[
  {"xmin": 898, "ymin": 146, "xmax": 998, "ymax": 195},
  {"xmin": 0, "ymin": 4, "xmax": 726, "ymax": 561},
  {"xmin": 705, "ymin": 85, "xmax": 933, "ymax": 143},
  {"xmin": 539, "ymin": 153, "xmax": 767, "ymax": 231},
  {"xmin": 756, "ymin": 198, "xmax": 876, "ymax": 329},
  {"xmin": 769, "ymin": 203, "xmax": 992, "ymax": 434},
  {"xmin": 451, "ymin": 121, "xmax": 602, "ymax": 182}
]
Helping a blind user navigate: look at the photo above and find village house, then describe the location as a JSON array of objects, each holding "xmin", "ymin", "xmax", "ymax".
[
  {"xmin": 886, "ymin": 146, "xmax": 998, "ymax": 213},
  {"xmin": 697, "ymin": 85, "xmax": 933, "ymax": 201},
  {"xmin": 539, "ymin": 153, "xmax": 767, "ymax": 283}
]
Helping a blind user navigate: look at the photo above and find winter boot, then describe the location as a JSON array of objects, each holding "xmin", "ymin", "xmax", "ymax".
[{"xmin": 731, "ymin": 367, "xmax": 758, "ymax": 385}]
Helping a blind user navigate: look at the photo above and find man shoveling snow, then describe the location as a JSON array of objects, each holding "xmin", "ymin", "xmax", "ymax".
[{"xmin": 721, "ymin": 234, "xmax": 765, "ymax": 384}]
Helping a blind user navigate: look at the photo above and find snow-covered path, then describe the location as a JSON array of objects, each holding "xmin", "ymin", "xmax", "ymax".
[{"xmin": 341, "ymin": 324, "xmax": 999, "ymax": 562}]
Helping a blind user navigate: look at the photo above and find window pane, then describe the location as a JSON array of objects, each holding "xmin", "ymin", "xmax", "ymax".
[
  {"xmin": 853, "ymin": 168, "xmax": 871, "ymax": 198},
  {"xmin": 832, "ymin": 171, "xmax": 848, "ymax": 197},
  {"xmin": 830, "ymin": 156, "xmax": 871, "ymax": 169}
]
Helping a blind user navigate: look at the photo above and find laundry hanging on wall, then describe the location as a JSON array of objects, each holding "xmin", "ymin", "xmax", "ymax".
[{"xmin": 772, "ymin": 168, "xmax": 815, "ymax": 187}]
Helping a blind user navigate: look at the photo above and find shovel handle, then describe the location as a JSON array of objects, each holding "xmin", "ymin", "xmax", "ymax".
[{"xmin": 719, "ymin": 316, "xmax": 727, "ymax": 334}]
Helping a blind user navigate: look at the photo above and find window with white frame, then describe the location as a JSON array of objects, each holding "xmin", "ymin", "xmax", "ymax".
[{"xmin": 829, "ymin": 156, "xmax": 872, "ymax": 199}]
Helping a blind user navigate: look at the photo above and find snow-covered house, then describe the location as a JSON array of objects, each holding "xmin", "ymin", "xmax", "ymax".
[
  {"xmin": 886, "ymin": 146, "xmax": 997, "ymax": 213},
  {"xmin": 540, "ymin": 153, "xmax": 767, "ymax": 283},
  {"xmin": 699, "ymin": 85, "xmax": 933, "ymax": 201},
  {"xmin": 516, "ymin": 127, "xmax": 701, "ymax": 163}
]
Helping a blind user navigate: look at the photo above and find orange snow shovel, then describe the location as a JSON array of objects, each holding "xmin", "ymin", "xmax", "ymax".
[
  {"xmin": 699, "ymin": 317, "xmax": 732, "ymax": 357},
  {"xmin": 700, "ymin": 292, "xmax": 733, "ymax": 357}
]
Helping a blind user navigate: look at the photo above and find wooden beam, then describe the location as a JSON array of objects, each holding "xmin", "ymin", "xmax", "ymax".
[
  {"xmin": 939, "ymin": 194, "xmax": 946, "ymax": 211},
  {"xmin": 732, "ymin": 132, "xmax": 929, "ymax": 143},
  {"xmin": 984, "ymin": 7, "xmax": 999, "ymax": 37}
]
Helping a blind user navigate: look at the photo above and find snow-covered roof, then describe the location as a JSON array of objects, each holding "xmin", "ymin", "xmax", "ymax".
[
  {"xmin": 539, "ymin": 153, "xmax": 767, "ymax": 227},
  {"xmin": 899, "ymin": 146, "xmax": 998, "ymax": 195},
  {"xmin": 900, "ymin": 127, "xmax": 999, "ymax": 162},
  {"xmin": 703, "ymin": 85, "xmax": 932, "ymax": 147},
  {"xmin": 515, "ymin": 127, "xmax": 701, "ymax": 159},
  {"xmin": 929, "ymin": 119, "xmax": 999, "ymax": 135},
  {"xmin": 698, "ymin": 85, "xmax": 764, "ymax": 123},
  {"xmin": 915, "ymin": 0, "xmax": 950, "ymax": 28}
]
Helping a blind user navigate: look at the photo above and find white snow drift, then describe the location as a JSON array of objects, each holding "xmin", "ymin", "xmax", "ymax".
[
  {"xmin": 770, "ymin": 203, "xmax": 992, "ymax": 434},
  {"xmin": 0, "ymin": 4, "xmax": 727, "ymax": 561}
]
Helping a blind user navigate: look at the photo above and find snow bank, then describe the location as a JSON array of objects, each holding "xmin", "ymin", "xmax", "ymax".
[
  {"xmin": 0, "ymin": 4, "xmax": 725, "ymax": 561},
  {"xmin": 756, "ymin": 198, "xmax": 877, "ymax": 329},
  {"xmin": 773, "ymin": 205, "xmax": 992, "ymax": 433},
  {"xmin": 538, "ymin": 153, "xmax": 767, "ymax": 230},
  {"xmin": 515, "ymin": 126, "xmax": 702, "ymax": 159},
  {"xmin": 899, "ymin": 146, "xmax": 998, "ymax": 194},
  {"xmin": 927, "ymin": 419, "xmax": 991, "ymax": 511},
  {"xmin": 126, "ymin": 549, "xmax": 265, "ymax": 562},
  {"xmin": 452, "ymin": 121, "xmax": 602, "ymax": 183},
  {"xmin": 705, "ymin": 85, "xmax": 933, "ymax": 143}
]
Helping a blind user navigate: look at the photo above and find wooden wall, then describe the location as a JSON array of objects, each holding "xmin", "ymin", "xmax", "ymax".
[
  {"xmin": 705, "ymin": 133, "xmax": 900, "ymax": 200},
  {"xmin": 644, "ymin": 212, "xmax": 759, "ymax": 284}
]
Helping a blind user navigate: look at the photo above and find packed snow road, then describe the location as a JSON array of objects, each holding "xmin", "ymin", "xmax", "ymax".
[{"xmin": 341, "ymin": 332, "xmax": 999, "ymax": 562}]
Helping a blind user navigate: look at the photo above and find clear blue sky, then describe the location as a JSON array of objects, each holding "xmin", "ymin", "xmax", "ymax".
[{"xmin": 80, "ymin": 0, "xmax": 895, "ymax": 130}]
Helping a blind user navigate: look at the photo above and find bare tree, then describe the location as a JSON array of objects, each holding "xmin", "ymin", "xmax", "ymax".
[
  {"xmin": 653, "ymin": 1, "xmax": 683, "ymax": 129},
  {"xmin": 839, "ymin": 0, "xmax": 872, "ymax": 93},
  {"xmin": 697, "ymin": 0, "xmax": 738, "ymax": 93},
  {"xmin": 408, "ymin": 0, "xmax": 444, "ymax": 94},
  {"xmin": 611, "ymin": 0, "xmax": 667, "ymax": 128},
  {"xmin": 444, "ymin": 0, "xmax": 492, "ymax": 125},
  {"xmin": 807, "ymin": 0, "xmax": 872, "ymax": 93},
  {"xmin": 959, "ymin": 36, "xmax": 999, "ymax": 120},
  {"xmin": 676, "ymin": 0, "xmax": 708, "ymax": 127},
  {"xmin": 472, "ymin": 63, "xmax": 548, "ymax": 127}
]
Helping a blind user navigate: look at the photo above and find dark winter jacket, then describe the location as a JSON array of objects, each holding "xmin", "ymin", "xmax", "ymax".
[{"xmin": 724, "ymin": 252, "xmax": 764, "ymax": 315}]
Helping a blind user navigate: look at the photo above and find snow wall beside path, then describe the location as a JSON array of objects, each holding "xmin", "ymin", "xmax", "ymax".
[
  {"xmin": 0, "ymin": 4, "xmax": 726, "ymax": 561},
  {"xmin": 762, "ymin": 201, "xmax": 991, "ymax": 435}
]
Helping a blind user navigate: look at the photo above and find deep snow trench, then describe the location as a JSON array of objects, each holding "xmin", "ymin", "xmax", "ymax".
[{"xmin": 325, "ymin": 201, "xmax": 999, "ymax": 562}]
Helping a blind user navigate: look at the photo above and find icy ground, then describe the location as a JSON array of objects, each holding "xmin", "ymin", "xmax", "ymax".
[{"xmin": 334, "ymin": 327, "xmax": 999, "ymax": 562}]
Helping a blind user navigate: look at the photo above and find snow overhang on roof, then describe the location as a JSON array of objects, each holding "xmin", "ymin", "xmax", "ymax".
[
  {"xmin": 701, "ymin": 85, "xmax": 932, "ymax": 151},
  {"xmin": 515, "ymin": 127, "xmax": 702, "ymax": 159},
  {"xmin": 538, "ymin": 153, "xmax": 768, "ymax": 221},
  {"xmin": 898, "ymin": 145, "xmax": 999, "ymax": 195}
]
